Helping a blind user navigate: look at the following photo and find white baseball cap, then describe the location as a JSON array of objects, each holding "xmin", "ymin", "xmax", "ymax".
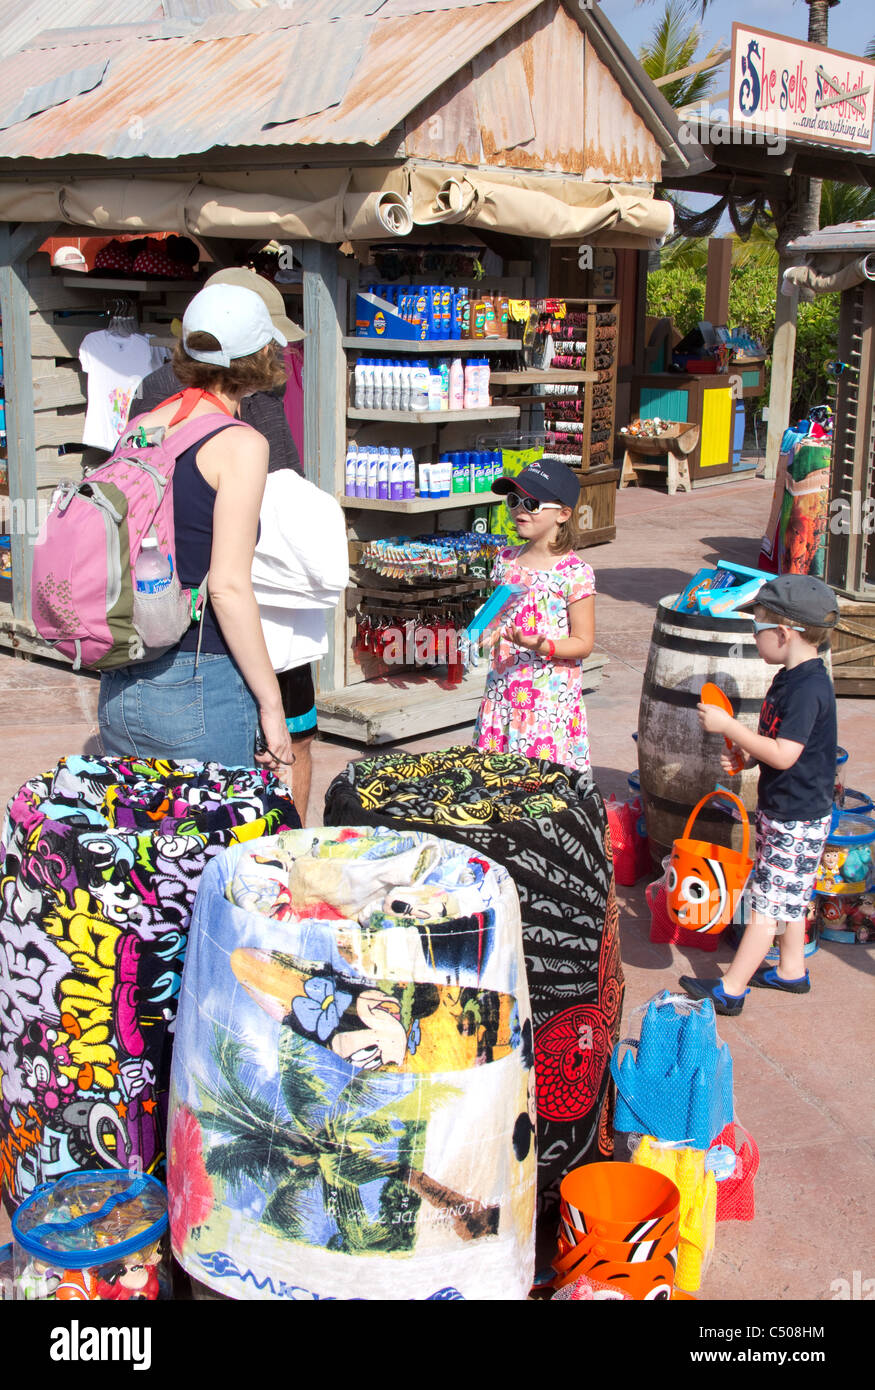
[
  {"xmin": 52, "ymin": 245, "xmax": 87, "ymax": 271},
  {"xmin": 182, "ymin": 283, "xmax": 287, "ymax": 367}
]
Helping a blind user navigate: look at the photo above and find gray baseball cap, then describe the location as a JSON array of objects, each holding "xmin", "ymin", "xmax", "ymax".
[{"xmin": 755, "ymin": 574, "xmax": 839, "ymax": 628}]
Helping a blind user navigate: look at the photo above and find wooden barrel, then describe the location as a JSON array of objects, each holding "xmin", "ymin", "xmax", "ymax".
[{"xmin": 637, "ymin": 596, "xmax": 773, "ymax": 865}]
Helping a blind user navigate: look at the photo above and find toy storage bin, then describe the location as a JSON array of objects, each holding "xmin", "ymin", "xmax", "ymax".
[
  {"xmin": 12, "ymin": 1170, "xmax": 169, "ymax": 1300},
  {"xmin": 815, "ymin": 812, "xmax": 875, "ymax": 897},
  {"xmin": 841, "ymin": 788, "xmax": 873, "ymax": 816}
]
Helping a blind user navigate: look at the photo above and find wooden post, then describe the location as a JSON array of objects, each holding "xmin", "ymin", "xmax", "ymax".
[
  {"xmin": 301, "ymin": 240, "xmax": 346, "ymax": 695},
  {"xmin": 764, "ymin": 256, "xmax": 799, "ymax": 481},
  {"xmin": 704, "ymin": 237, "xmax": 732, "ymax": 327},
  {"xmin": 0, "ymin": 222, "xmax": 59, "ymax": 620}
]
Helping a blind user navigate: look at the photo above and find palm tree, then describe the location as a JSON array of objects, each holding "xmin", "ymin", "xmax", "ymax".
[
  {"xmin": 637, "ymin": 0, "xmax": 724, "ymax": 110},
  {"xmin": 197, "ymin": 1029, "xmax": 500, "ymax": 1254},
  {"xmin": 818, "ymin": 180, "xmax": 875, "ymax": 227},
  {"xmin": 805, "ymin": 0, "xmax": 840, "ymax": 48}
]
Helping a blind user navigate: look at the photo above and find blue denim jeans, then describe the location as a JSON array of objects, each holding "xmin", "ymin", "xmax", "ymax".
[{"xmin": 99, "ymin": 649, "xmax": 259, "ymax": 768}]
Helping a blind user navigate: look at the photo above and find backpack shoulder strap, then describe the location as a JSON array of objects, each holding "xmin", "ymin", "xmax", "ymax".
[
  {"xmin": 162, "ymin": 413, "xmax": 251, "ymax": 460},
  {"xmin": 117, "ymin": 412, "xmax": 252, "ymax": 462}
]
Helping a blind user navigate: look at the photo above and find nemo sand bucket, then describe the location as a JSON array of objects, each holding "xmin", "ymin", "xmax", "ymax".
[
  {"xmin": 552, "ymin": 1235, "xmax": 679, "ymax": 1300},
  {"xmin": 666, "ymin": 789, "xmax": 753, "ymax": 934},
  {"xmin": 555, "ymin": 1218, "xmax": 680, "ymax": 1267},
  {"xmin": 559, "ymin": 1161, "xmax": 680, "ymax": 1243}
]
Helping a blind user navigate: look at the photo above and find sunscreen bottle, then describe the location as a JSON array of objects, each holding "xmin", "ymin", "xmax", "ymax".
[
  {"xmin": 378, "ymin": 446, "xmax": 390, "ymax": 500},
  {"xmin": 345, "ymin": 443, "xmax": 358, "ymax": 497},
  {"xmin": 402, "ymin": 447, "xmax": 416, "ymax": 499},
  {"xmin": 389, "ymin": 447, "xmax": 404, "ymax": 500},
  {"xmin": 449, "ymin": 357, "xmax": 464, "ymax": 410}
]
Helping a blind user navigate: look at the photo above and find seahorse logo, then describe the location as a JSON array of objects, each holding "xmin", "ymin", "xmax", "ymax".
[{"xmin": 738, "ymin": 38, "xmax": 762, "ymax": 116}]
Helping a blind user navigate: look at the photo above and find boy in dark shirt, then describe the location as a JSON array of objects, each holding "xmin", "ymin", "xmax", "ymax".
[{"xmin": 680, "ymin": 575, "xmax": 839, "ymax": 1016}]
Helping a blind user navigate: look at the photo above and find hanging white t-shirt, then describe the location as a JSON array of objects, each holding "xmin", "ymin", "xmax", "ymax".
[{"xmin": 78, "ymin": 331, "xmax": 169, "ymax": 451}]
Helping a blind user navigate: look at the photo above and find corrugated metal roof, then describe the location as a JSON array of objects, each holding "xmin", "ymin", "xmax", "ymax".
[
  {"xmin": 0, "ymin": 1, "xmax": 165, "ymax": 58},
  {"xmin": 788, "ymin": 220, "xmax": 875, "ymax": 254},
  {"xmin": 263, "ymin": 18, "xmax": 376, "ymax": 125},
  {"xmin": 0, "ymin": 0, "xmax": 544, "ymax": 159},
  {"xmin": 0, "ymin": 58, "xmax": 110, "ymax": 132}
]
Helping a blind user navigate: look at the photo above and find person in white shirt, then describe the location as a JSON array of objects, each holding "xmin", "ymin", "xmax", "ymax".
[{"xmin": 251, "ymin": 471, "xmax": 348, "ymax": 822}]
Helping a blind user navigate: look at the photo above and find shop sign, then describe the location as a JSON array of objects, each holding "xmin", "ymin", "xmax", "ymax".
[{"xmin": 730, "ymin": 24, "xmax": 875, "ymax": 149}]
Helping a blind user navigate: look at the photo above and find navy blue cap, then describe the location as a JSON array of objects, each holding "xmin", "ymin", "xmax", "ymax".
[{"xmin": 493, "ymin": 458, "xmax": 580, "ymax": 509}]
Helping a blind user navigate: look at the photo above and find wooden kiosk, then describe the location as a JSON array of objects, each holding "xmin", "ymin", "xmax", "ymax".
[{"xmin": 0, "ymin": 1, "xmax": 709, "ymax": 742}]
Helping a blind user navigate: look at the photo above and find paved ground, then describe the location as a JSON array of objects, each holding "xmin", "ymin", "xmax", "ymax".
[{"xmin": 2, "ymin": 474, "xmax": 873, "ymax": 1301}]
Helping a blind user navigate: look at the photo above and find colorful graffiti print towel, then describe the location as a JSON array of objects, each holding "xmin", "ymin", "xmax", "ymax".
[
  {"xmin": 0, "ymin": 757, "xmax": 299, "ymax": 1213},
  {"xmin": 168, "ymin": 826, "xmax": 535, "ymax": 1301},
  {"xmin": 324, "ymin": 748, "xmax": 624, "ymax": 1270}
]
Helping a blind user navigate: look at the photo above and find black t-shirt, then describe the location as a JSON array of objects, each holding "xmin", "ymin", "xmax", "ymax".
[{"xmin": 756, "ymin": 658, "xmax": 837, "ymax": 821}]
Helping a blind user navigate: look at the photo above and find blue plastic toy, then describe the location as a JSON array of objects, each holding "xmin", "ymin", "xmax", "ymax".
[
  {"xmin": 694, "ymin": 560, "xmax": 773, "ymax": 618},
  {"xmin": 464, "ymin": 584, "xmax": 525, "ymax": 643},
  {"xmin": 610, "ymin": 990, "xmax": 734, "ymax": 1148}
]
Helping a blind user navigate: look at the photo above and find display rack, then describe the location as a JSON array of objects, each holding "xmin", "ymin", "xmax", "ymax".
[{"xmin": 328, "ymin": 263, "xmax": 609, "ymax": 735}]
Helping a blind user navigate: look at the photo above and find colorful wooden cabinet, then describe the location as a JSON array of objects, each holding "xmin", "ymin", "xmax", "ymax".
[{"xmin": 631, "ymin": 374, "xmax": 734, "ymax": 484}]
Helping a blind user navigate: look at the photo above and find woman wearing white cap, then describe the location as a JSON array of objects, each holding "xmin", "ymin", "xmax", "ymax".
[{"xmin": 99, "ymin": 284, "xmax": 295, "ymax": 775}]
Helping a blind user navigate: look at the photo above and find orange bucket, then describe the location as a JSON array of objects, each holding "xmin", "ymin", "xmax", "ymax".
[
  {"xmin": 665, "ymin": 789, "xmax": 753, "ymax": 935},
  {"xmin": 553, "ymin": 1244, "xmax": 678, "ymax": 1300},
  {"xmin": 559, "ymin": 1161, "xmax": 680, "ymax": 1242},
  {"xmin": 555, "ymin": 1221, "xmax": 679, "ymax": 1268}
]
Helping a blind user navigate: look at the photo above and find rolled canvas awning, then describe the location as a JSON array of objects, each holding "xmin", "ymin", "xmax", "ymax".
[{"xmin": 0, "ymin": 163, "xmax": 672, "ymax": 247}]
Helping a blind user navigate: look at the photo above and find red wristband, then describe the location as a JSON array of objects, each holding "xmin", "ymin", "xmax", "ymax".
[{"xmin": 542, "ymin": 638, "xmax": 556, "ymax": 660}]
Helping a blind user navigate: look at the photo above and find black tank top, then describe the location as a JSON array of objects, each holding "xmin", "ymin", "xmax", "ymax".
[{"xmin": 173, "ymin": 423, "xmax": 237, "ymax": 656}]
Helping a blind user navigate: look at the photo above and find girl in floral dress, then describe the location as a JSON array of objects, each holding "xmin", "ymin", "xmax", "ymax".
[{"xmin": 473, "ymin": 460, "xmax": 596, "ymax": 773}]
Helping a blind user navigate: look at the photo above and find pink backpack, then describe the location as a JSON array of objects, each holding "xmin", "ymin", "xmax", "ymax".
[{"xmin": 31, "ymin": 412, "xmax": 246, "ymax": 670}]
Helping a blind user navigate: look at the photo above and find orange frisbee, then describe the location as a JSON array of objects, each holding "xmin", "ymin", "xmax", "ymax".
[{"xmin": 701, "ymin": 683, "xmax": 744, "ymax": 774}]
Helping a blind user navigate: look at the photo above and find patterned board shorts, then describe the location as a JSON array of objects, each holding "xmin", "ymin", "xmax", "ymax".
[{"xmin": 749, "ymin": 810, "xmax": 832, "ymax": 925}]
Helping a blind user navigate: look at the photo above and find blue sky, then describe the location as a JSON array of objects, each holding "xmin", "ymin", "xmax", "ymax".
[
  {"xmin": 599, "ymin": 0, "xmax": 875, "ymax": 225},
  {"xmin": 600, "ymin": 0, "xmax": 873, "ymax": 65}
]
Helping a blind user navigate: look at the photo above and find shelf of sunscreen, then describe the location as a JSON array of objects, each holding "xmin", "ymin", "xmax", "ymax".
[
  {"xmin": 355, "ymin": 283, "xmax": 513, "ymax": 341},
  {"xmin": 344, "ymin": 443, "xmax": 504, "ymax": 500},
  {"xmin": 352, "ymin": 356, "xmax": 495, "ymax": 412}
]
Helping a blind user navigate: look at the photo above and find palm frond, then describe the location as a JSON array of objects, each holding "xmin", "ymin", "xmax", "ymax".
[
  {"xmin": 638, "ymin": 0, "xmax": 723, "ymax": 109},
  {"xmin": 262, "ymin": 1179, "xmax": 314, "ymax": 1240},
  {"xmin": 819, "ymin": 179, "xmax": 875, "ymax": 228},
  {"xmin": 277, "ymin": 1025, "xmax": 333, "ymax": 1125}
]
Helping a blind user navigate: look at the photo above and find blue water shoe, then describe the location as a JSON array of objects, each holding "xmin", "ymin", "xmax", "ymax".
[{"xmin": 678, "ymin": 976, "xmax": 748, "ymax": 1017}]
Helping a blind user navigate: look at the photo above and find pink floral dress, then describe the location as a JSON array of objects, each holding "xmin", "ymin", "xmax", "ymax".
[{"xmin": 473, "ymin": 546, "xmax": 596, "ymax": 772}]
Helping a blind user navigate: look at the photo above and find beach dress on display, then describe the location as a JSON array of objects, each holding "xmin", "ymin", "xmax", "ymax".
[{"xmin": 474, "ymin": 547, "xmax": 595, "ymax": 773}]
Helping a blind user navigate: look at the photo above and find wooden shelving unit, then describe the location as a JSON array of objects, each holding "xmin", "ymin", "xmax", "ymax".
[
  {"xmin": 343, "ymin": 337, "xmax": 521, "ymax": 354},
  {"xmin": 60, "ymin": 276, "xmax": 204, "ymax": 293},
  {"xmin": 347, "ymin": 406, "xmax": 520, "ymax": 424},
  {"xmin": 488, "ymin": 368, "xmax": 597, "ymax": 385},
  {"xmin": 340, "ymin": 489, "xmax": 501, "ymax": 513}
]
